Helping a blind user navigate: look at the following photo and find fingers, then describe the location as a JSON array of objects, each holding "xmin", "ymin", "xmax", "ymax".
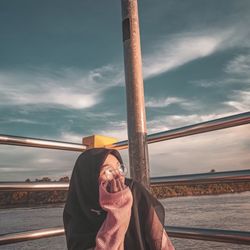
[
  {"xmin": 108, "ymin": 178, "xmax": 126, "ymax": 193},
  {"xmin": 120, "ymin": 177, "xmax": 126, "ymax": 189},
  {"xmin": 116, "ymin": 178, "xmax": 123, "ymax": 191},
  {"xmin": 106, "ymin": 181, "xmax": 111, "ymax": 193},
  {"xmin": 110, "ymin": 179, "xmax": 116, "ymax": 193}
]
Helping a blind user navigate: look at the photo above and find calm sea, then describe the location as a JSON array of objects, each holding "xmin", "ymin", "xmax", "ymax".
[{"xmin": 1, "ymin": 192, "xmax": 250, "ymax": 250}]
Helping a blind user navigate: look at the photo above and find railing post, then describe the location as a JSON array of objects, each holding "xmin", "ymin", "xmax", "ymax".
[{"xmin": 121, "ymin": 0, "xmax": 150, "ymax": 188}]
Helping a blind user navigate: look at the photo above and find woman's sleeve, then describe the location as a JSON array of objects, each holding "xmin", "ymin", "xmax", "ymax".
[{"xmin": 95, "ymin": 183, "xmax": 133, "ymax": 250}]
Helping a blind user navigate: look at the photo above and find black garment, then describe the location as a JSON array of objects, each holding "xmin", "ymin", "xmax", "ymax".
[{"xmin": 63, "ymin": 148, "xmax": 165, "ymax": 250}]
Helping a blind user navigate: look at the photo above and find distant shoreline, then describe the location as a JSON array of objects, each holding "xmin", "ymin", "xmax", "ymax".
[
  {"xmin": 1, "ymin": 179, "xmax": 250, "ymax": 209},
  {"xmin": 151, "ymin": 181, "xmax": 250, "ymax": 199}
]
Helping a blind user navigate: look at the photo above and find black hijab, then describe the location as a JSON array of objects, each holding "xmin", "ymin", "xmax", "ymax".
[{"xmin": 63, "ymin": 148, "xmax": 165, "ymax": 250}]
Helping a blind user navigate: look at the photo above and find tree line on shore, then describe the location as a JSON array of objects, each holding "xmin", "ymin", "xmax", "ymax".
[{"xmin": 0, "ymin": 176, "xmax": 250, "ymax": 208}]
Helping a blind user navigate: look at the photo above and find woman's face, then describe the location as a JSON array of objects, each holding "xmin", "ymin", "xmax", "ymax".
[{"xmin": 99, "ymin": 154, "xmax": 125, "ymax": 184}]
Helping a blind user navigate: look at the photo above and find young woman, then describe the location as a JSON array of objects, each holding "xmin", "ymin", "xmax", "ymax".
[{"xmin": 63, "ymin": 148, "xmax": 174, "ymax": 250}]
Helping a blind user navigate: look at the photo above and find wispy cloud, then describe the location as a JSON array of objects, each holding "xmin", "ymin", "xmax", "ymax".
[
  {"xmin": 225, "ymin": 53, "xmax": 250, "ymax": 76},
  {"xmin": 142, "ymin": 23, "xmax": 250, "ymax": 80},
  {"xmin": 59, "ymin": 108, "xmax": 247, "ymax": 146},
  {"xmin": 147, "ymin": 110, "xmax": 241, "ymax": 134},
  {"xmin": 0, "ymin": 145, "xmax": 79, "ymax": 181},
  {"xmin": 146, "ymin": 110, "xmax": 250, "ymax": 176},
  {"xmin": 0, "ymin": 118, "xmax": 47, "ymax": 125},
  {"xmin": 93, "ymin": 121, "xmax": 128, "ymax": 141},
  {"xmin": 149, "ymin": 124, "xmax": 250, "ymax": 176},
  {"xmin": 60, "ymin": 131, "xmax": 86, "ymax": 143},
  {"xmin": 0, "ymin": 64, "xmax": 123, "ymax": 110},
  {"xmin": 142, "ymin": 30, "xmax": 232, "ymax": 79},
  {"xmin": 59, "ymin": 112, "xmax": 250, "ymax": 177},
  {"xmin": 1, "ymin": 109, "xmax": 248, "ymax": 181},
  {"xmin": 224, "ymin": 90, "xmax": 250, "ymax": 112},
  {"xmin": 1, "ymin": 29, "xmax": 247, "ymax": 112},
  {"xmin": 191, "ymin": 51, "xmax": 250, "ymax": 88},
  {"xmin": 59, "ymin": 120, "xmax": 128, "ymax": 143},
  {"xmin": 146, "ymin": 97, "xmax": 184, "ymax": 108},
  {"xmin": 145, "ymin": 96, "xmax": 198, "ymax": 111}
]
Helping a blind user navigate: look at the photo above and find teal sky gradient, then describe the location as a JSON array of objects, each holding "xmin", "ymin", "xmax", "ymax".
[{"xmin": 0, "ymin": 0, "xmax": 249, "ymax": 181}]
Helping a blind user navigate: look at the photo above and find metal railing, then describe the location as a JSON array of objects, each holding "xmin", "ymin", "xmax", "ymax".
[
  {"xmin": 1, "ymin": 226, "xmax": 250, "ymax": 246},
  {"xmin": 0, "ymin": 134, "xmax": 86, "ymax": 151},
  {"xmin": 111, "ymin": 111, "xmax": 250, "ymax": 149},
  {"xmin": 167, "ymin": 226, "xmax": 250, "ymax": 245},
  {"xmin": 0, "ymin": 182, "xmax": 69, "ymax": 191},
  {"xmin": 150, "ymin": 169, "xmax": 250, "ymax": 185},
  {"xmin": 0, "ymin": 227, "xmax": 64, "ymax": 246},
  {"xmin": 0, "ymin": 111, "xmax": 250, "ymax": 246},
  {"xmin": 1, "ymin": 112, "xmax": 249, "ymax": 151},
  {"xmin": 1, "ymin": 169, "xmax": 250, "ymax": 191}
]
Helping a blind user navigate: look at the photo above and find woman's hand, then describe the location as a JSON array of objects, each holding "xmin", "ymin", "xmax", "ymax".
[
  {"xmin": 99, "ymin": 176, "xmax": 133, "ymax": 213},
  {"xmin": 106, "ymin": 177, "xmax": 126, "ymax": 193}
]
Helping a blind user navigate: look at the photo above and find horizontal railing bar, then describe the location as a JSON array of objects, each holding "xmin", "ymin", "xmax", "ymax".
[
  {"xmin": 0, "ymin": 227, "xmax": 64, "ymax": 246},
  {"xmin": 0, "ymin": 134, "xmax": 86, "ymax": 152},
  {"xmin": 1, "ymin": 226, "xmax": 249, "ymax": 246},
  {"xmin": 150, "ymin": 169, "xmax": 250, "ymax": 185},
  {"xmin": 1, "ymin": 170, "xmax": 249, "ymax": 191},
  {"xmin": 0, "ymin": 112, "xmax": 249, "ymax": 151},
  {"xmin": 0, "ymin": 182, "xmax": 69, "ymax": 191},
  {"xmin": 111, "ymin": 111, "xmax": 250, "ymax": 149},
  {"xmin": 166, "ymin": 226, "xmax": 250, "ymax": 245}
]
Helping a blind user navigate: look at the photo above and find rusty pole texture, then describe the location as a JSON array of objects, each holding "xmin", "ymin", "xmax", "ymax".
[{"xmin": 121, "ymin": 0, "xmax": 150, "ymax": 188}]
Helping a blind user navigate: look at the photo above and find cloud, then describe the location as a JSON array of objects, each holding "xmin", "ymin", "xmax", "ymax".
[
  {"xmin": 60, "ymin": 107, "xmax": 248, "ymax": 153},
  {"xmin": 1, "ymin": 28, "xmax": 247, "ymax": 112},
  {"xmin": 0, "ymin": 166, "xmax": 32, "ymax": 172},
  {"xmin": 142, "ymin": 30, "xmax": 232, "ymax": 79},
  {"xmin": 85, "ymin": 112, "xmax": 116, "ymax": 119},
  {"xmin": 1, "ymin": 108, "xmax": 248, "ymax": 181},
  {"xmin": 0, "ymin": 64, "xmax": 123, "ymax": 110},
  {"xmin": 0, "ymin": 122, "xmax": 129, "ymax": 181},
  {"xmin": 60, "ymin": 131, "xmax": 86, "ymax": 143},
  {"xmin": 58, "ymin": 120, "xmax": 128, "ymax": 144},
  {"xmin": 148, "ymin": 124, "xmax": 250, "ymax": 176},
  {"xmin": 58, "ymin": 113, "xmax": 250, "ymax": 178},
  {"xmin": 93, "ymin": 121, "xmax": 128, "ymax": 141},
  {"xmin": 145, "ymin": 96, "xmax": 198, "ymax": 111},
  {"xmin": 192, "ymin": 52, "xmax": 250, "ymax": 88},
  {"xmin": 37, "ymin": 158, "xmax": 54, "ymax": 164},
  {"xmin": 59, "ymin": 120, "xmax": 128, "ymax": 145},
  {"xmin": 146, "ymin": 97, "xmax": 184, "ymax": 108},
  {"xmin": 142, "ymin": 23, "xmax": 250, "ymax": 79},
  {"xmin": 0, "ymin": 118, "xmax": 47, "ymax": 125},
  {"xmin": 145, "ymin": 107, "xmax": 249, "ymax": 176},
  {"xmin": 190, "ymin": 53, "xmax": 250, "ymax": 113},
  {"xmin": 195, "ymin": 78, "xmax": 250, "ymax": 88},
  {"xmin": 225, "ymin": 53, "xmax": 250, "ymax": 76},
  {"xmin": 0, "ymin": 145, "xmax": 79, "ymax": 181},
  {"xmin": 224, "ymin": 90, "xmax": 250, "ymax": 112},
  {"xmin": 147, "ymin": 109, "xmax": 246, "ymax": 135}
]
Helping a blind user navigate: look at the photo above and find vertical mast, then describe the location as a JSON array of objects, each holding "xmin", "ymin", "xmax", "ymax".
[{"xmin": 121, "ymin": 0, "xmax": 150, "ymax": 188}]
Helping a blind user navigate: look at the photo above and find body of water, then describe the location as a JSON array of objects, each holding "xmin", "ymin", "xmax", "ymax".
[{"xmin": 1, "ymin": 192, "xmax": 250, "ymax": 250}]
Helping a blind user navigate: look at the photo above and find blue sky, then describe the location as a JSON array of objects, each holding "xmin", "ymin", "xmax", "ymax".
[{"xmin": 0, "ymin": 0, "xmax": 249, "ymax": 181}]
